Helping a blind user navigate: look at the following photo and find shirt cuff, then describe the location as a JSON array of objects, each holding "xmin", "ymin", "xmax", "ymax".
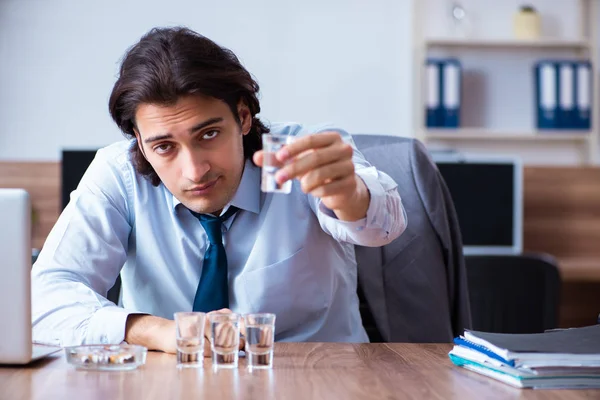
[
  {"xmin": 317, "ymin": 200, "xmax": 368, "ymax": 233},
  {"xmin": 356, "ymin": 166, "xmax": 388, "ymax": 231},
  {"xmin": 86, "ymin": 306, "xmax": 134, "ymax": 345}
]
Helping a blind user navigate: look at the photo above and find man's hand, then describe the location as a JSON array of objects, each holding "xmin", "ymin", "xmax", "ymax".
[
  {"xmin": 205, "ymin": 308, "xmax": 246, "ymax": 356},
  {"xmin": 125, "ymin": 314, "xmax": 177, "ymax": 353},
  {"xmin": 125, "ymin": 309, "xmax": 245, "ymax": 357},
  {"xmin": 253, "ymin": 131, "xmax": 370, "ymax": 221}
]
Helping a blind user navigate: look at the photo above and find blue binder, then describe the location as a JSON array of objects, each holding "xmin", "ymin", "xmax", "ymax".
[
  {"xmin": 574, "ymin": 60, "xmax": 592, "ymax": 130},
  {"xmin": 557, "ymin": 61, "xmax": 576, "ymax": 129},
  {"xmin": 535, "ymin": 60, "xmax": 559, "ymax": 130},
  {"xmin": 441, "ymin": 59, "xmax": 462, "ymax": 128},
  {"xmin": 425, "ymin": 59, "xmax": 442, "ymax": 127}
]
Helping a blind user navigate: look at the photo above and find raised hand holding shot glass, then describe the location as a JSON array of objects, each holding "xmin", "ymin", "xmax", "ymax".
[
  {"xmin": 174, "ymin": 312, "xmax": 206, "ymax": 368},
  {"xmin": 253, "ymin": 131, "xmax": 370, "ymax": 223},
  {"xmin": 244, "ymin": 313, "xmax": 276, "ymax": 369},
  {"xmin": 209, "ymin": 312, "xmax": 241, "ymax": 369},
  {"xmin": 261, "ymin": 134, "xmax": 295, "ymax": 194}
]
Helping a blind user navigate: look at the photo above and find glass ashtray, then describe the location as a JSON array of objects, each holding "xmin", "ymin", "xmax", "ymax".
[{"xmin": 65, "ymin": 344, "xmax": 147, "ymax": 371}]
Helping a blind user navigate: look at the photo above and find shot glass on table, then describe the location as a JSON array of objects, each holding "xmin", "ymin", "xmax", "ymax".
[
  {"xmin": 209, "ymin": 312, "xmax": 241, "ymax": 369},
  {"xmin": 244, "ymin": 313, "xmax": 276, "ymax": 369},
  {"xmin": 174, "ymin": 312, "xmax": 206, "ymax": 368}
]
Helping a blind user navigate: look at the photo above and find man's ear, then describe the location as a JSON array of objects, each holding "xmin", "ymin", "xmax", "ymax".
[{"xmin": 237, "ymin": 101, "xmax": 252, "ymax": 136}]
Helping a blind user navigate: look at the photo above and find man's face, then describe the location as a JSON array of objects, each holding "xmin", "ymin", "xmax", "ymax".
[{"xmin": 134, "ymin": 95, "xmax": 251, "ymax": 215}]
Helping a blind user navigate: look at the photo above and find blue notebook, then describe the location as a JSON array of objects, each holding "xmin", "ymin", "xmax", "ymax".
[{"xmin": 453, "ymin": 337, "xmax": 515, "ymax": 366}]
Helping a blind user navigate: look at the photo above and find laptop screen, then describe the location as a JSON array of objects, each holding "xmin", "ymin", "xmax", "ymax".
[{"xmin": 0, "ymin": 189, "xmax": 33, "ymax": 362}]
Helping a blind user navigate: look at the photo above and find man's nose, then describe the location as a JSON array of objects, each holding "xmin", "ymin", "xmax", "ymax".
[{"xmin": 181, "ymin": 150, "xmax": 210, "ymax": 183}]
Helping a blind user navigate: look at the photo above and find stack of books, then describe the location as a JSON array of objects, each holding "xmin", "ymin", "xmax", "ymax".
[{"xmin": 449, "ymin": 325, "xmax": 600, "ymax": 389}]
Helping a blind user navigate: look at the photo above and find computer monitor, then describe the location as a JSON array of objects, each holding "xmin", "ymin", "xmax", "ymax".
[{"xmin": 432, "ymin": 152, "xmax": 523, "ymax": 255}]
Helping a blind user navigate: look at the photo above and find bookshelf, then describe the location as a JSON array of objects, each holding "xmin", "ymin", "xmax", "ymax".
[{"xmin": 413, "ymin": 0, "xmax": 600, "ymax": 164}]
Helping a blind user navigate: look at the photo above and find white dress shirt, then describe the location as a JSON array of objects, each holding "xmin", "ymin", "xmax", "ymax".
[{"xmin": 32, "ymin": 123, "xmax": 407, "ymax": 346}]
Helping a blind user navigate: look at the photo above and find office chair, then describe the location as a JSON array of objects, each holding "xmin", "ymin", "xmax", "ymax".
[
  {"xmin": 465, "ymin": 253, "xmax": 561, "ymax": 334},
  {"xmin": 353, "ymin": 134, "xmax": 472, "ymax": 343}
]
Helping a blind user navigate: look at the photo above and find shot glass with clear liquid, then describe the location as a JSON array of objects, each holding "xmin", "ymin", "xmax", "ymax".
[
  {"xmin": 209, "ymin": 312, "xmax": 241, "ymax": 369},
  {"xmin": 174, "ymin": 312, "xmax": 206, "ymax": 368},
  {"xmin": 261, "ymin": 134, "xmax": 294, "ymax": 194},
  {"xmin": 244, "ymin": 313, "xmax": 276, "ymax": 369}
]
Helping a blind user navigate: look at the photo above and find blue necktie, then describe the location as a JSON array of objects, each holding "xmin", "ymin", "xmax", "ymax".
[{"xmin": 191, "ymin": 206, "xmax": 238, "ymax": 312}]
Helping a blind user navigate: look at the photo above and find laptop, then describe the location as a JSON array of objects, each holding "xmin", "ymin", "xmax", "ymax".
[{"xmin": 0, "ymin": 188, "xmax": 60, "ymax": 364}]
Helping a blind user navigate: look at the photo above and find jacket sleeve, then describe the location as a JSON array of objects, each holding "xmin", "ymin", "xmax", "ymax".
[{"xmin": 411, "ymin": 139, "xmax": 472, "ymax": 336}]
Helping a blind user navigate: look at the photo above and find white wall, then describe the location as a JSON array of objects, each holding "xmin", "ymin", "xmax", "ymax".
[
  {"xmin": 0, "ymin": 0, "xmax": 413, "ymax": 161},
  {"xmin": 1, "ymin": 0, "xmax": 597, "ymax": 163}
]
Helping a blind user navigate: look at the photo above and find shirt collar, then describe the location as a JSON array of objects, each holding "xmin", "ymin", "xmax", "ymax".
[{"xmin": 171, "ymin": 159, "xmax": 261, "ymax": 215}]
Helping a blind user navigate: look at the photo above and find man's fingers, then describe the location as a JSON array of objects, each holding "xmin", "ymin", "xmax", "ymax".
[
  {"xmin": 203, "ymin": 337, "xmax": 211, "ymax": 357},
  {"xmin": 308, "ymin": 175, "xmax": 357, "ymax": 201},
  {"xmin": 204, "ymin": 309, "xmax": 244, "ymax": 353},
  {"xmin": 299, "ymin": 160, "xmax": 355, "ymax": 194},
  {"xmin": 276, "ymin": 131, "xmax": 341, "ymax": 161},
  {"xmin": 276, "ymin": 142, "xmax": 353, "ymax": 184},
  {"xmin": 258, "ymin": 326, "xmax": 273, "ymax": 348},
  {"xmin": 253, "ymin": 150, "xmax": 264, "ymax": 167},
  {"xmin": 239, "ymin": 315, "xmax": 247, "ymax": 337}
]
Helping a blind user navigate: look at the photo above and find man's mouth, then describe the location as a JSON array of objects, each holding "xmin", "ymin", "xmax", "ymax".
[{"xmin": 186, "ymin": 178, "xmax": 219, "ymax": 194}]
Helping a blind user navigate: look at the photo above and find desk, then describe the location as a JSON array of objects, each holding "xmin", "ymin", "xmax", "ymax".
[{"xmin": 1, "ymin": 343, "xmax": 598, "ymax": 399}]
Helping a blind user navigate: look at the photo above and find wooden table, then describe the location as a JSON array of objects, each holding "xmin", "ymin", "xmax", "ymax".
[{"xmin": 1, "ymin": 343, "xmax": 598, "ymax": 399}]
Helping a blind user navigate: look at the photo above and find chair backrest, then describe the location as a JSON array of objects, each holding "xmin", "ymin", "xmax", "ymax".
[
  {"xmin": 60, "ymin": 150, "xmax": 122, "ymax": 304},
  {"xmin": 465, "ymin": 253, "xmax": 561, "ymax": 334}
]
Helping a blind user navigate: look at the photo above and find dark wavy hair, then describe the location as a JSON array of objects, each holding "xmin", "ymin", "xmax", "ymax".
[{"xmin": 108, "ymin": 27, "xmax": 268, "ymax": 186}]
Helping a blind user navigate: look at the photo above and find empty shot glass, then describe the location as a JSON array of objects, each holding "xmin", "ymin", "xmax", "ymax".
[
  {"xmin": 244, "ymin": 313, "xmax": 276, "ymax": 369},
  {"xmin": 209, "ymin": 312, "xmax": 241, "ymax": 369},
  {"xmin": 261, "ymin": 134, "xmax": 294, "ymax": 194},
  {"xmin": 174, "ymin": 312, "xmax": 206, "ymax": 368}
]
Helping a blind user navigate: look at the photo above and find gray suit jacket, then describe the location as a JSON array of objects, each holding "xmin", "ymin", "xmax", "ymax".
[{"xmin": 353, "ymin": 134, "xmax": 472, "ymax": 342}]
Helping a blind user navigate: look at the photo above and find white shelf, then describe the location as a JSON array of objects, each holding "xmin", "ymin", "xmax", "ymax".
[
  {"xmin": 425, "ymin": 38, "xmax": 591, "ymax": 50},
  {"xmin": 425, "ymin": 129, "xmax": 591, "ymax": 141}
]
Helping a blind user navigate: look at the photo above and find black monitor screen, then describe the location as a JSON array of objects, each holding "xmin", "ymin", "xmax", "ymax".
[
  {"xmin": 61, "ymin": 150, "xmax": 98, "ymax": 210},
  {"xmin": 436, "ymin": 162, "xmax": 515, "ymax": 247}
]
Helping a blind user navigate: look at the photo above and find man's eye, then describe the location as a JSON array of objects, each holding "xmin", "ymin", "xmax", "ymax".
[
  {"xmin": 202, "ymin": 130, "xmax": 219, "ymax": 140},
  {"xmin": 154, "ymin": 144, "xmax": 172, "ymax": 154}
]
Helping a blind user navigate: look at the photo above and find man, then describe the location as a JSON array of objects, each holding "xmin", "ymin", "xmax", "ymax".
[{"xmin": 31, "ymin": 27, "xmax": 407, "ymax": 353}]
